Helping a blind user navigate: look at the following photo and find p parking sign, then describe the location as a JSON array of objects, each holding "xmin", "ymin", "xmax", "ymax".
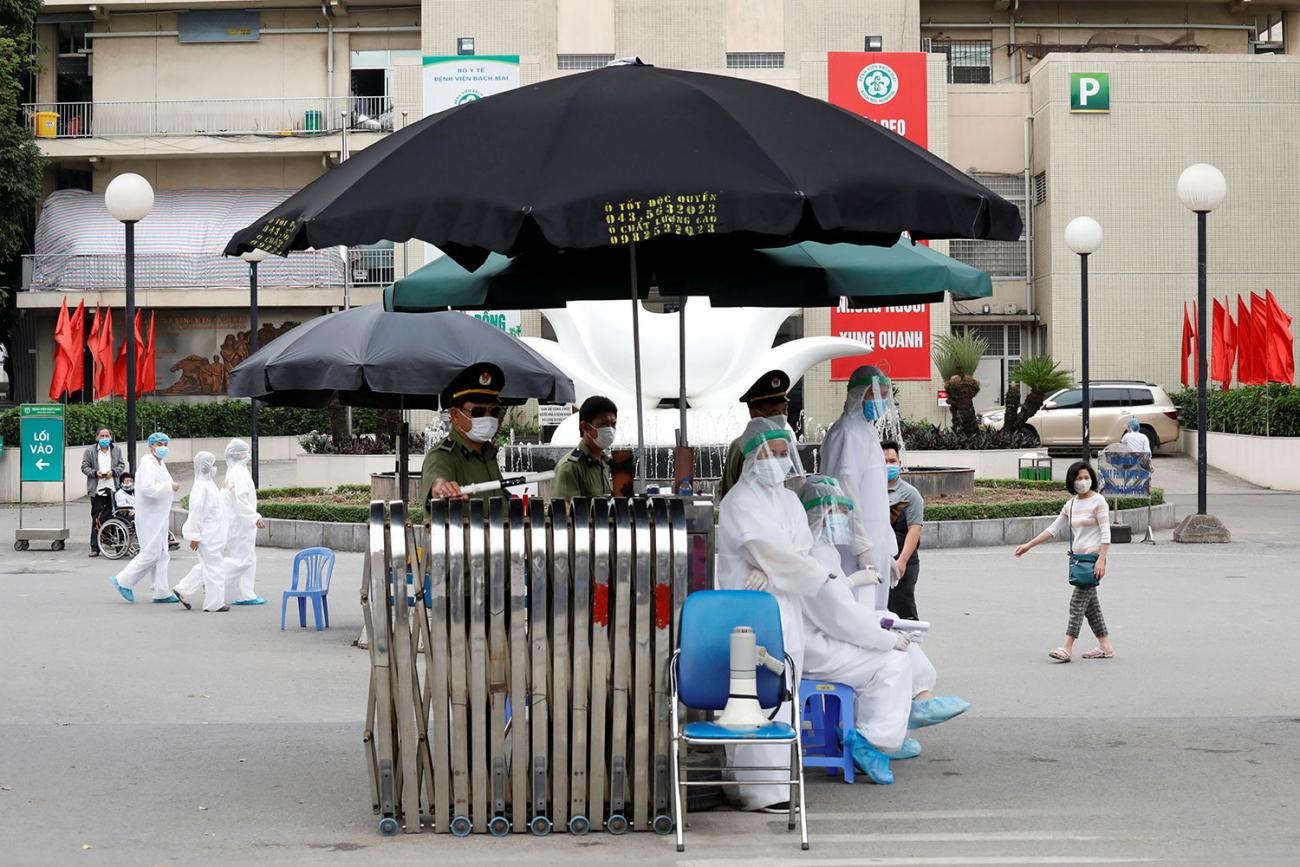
[{"xmin": 1071, "ymin": 73, "xmax": 1110, "ymax": 113}]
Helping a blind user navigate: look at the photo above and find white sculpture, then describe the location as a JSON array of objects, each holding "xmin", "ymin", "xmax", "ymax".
[{"xmin": 521, "ymin": 298, "xmax": 871, "ymax": 446}]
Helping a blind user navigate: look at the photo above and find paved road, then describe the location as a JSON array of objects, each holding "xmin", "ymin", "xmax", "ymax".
[{"xmin": 2, "ymin": 457, "xmax": 1297, "ymax": 864}]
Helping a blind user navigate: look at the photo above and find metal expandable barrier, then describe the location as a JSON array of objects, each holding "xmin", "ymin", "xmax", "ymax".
[{"xmin": 361, "ymin": 496, "xmax": 692, "ymax": 837}]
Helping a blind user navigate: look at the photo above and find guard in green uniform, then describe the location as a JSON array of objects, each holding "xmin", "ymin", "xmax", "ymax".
[
  {"xmin": 422, "ymin": 363, "xmax": 507, "ymax": 502},
  {"xmin": 716, "ymin": 369, "xmax": 791, "ymax": 501},
  {"xmin": 551, "ymin": 395, "xmax": 617, "ymax": 499}
]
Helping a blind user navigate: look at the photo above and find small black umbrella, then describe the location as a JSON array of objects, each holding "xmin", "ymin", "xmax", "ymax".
[
  {"xmin": 229, "ymin": 305, "xmax": 574, "ymax": 409},
  {"xmin": 225, "ymin": 62, "xmax": 1022, "ymax": 266}
]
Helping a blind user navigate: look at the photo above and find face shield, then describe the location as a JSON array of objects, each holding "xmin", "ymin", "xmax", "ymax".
[
  {"xmin": 847, "ymin": 364, "xmax": 893, "ymax": 421},
  {"xmin": 194, "ymin": 451, "xmax": 217, "ymax": 482},
  {"xmin": 800, "ymin": 475, "xmax": 856, "ymax": 546},
  {"xmin": 739, "ymin": 416, "xmax": 804, "ymax": 488},
  {"xmin": 225, "ymin": 438, "xmax": 250, "ymax": 466}
]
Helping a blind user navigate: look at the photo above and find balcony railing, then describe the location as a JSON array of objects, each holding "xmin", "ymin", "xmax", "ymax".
[
  {"xmin": 22, "ymin": 248, "xmax": 396, "ymax": 292},
  {"xmin": 21, "ymin": 95, "xmax": 395, "ymax": 140}
]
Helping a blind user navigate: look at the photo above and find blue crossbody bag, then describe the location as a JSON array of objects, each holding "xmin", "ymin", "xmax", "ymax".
[{"xmin": 1067, "ymin": 500, "xmax": 1100, "ymax": 588}]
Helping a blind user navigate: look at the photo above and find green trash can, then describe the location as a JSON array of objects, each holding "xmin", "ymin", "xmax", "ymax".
[{"xmin": 305, "ymin": 109, "xmax": 322, "ymax": 132}]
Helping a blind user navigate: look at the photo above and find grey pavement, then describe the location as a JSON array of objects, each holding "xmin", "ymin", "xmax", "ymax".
[{"xmin": 1, "ymin": 456, "xmax": 1299, "ymax": 864}]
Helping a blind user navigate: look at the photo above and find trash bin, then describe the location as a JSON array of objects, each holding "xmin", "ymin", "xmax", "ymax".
[
  {"xmin": 305, "ymin": 109, "xmax": 322, "ymax": 132},
  {"xmin": 1018, "ymin": 452, "xmax": 1052, "ymax": 481},
  {"xmin": 33, "ymin": 111, "xmax": 59, "ymax": 138}
]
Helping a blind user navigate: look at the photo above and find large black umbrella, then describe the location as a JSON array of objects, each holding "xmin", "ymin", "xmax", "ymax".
[
  {"xmin": 229, "ymin": 305, "xmax": 574, "ymax": 409},
  {"xmin": 225, "ymin": 62, "xmax": 1022, "ymax": 266}
]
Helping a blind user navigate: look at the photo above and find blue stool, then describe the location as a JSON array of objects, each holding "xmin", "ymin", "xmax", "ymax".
[{"xmin": 799, "ymin": 680, "xmax": 856, "ymax": 783}]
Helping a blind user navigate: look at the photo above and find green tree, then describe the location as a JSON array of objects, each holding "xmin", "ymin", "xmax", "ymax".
[
  {"xmin": 932, "ymin": 332, "xmax": 986, "ymax": 436},
  {"xmin": 1006, "ymin": 356, "xmax": 1074, "ymax": 432}
]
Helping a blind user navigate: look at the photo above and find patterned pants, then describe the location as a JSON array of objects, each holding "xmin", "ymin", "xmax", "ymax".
[{"xmin": 1066, "ymin": 585, "xmax": 1107, "ymax": 639}]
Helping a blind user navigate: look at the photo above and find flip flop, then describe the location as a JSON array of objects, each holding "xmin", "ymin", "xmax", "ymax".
[
  {"xmin": 1082, "ymin": 648, "xmax": 1114, "ymax": 659},
  {"xmin": 1048, "ymin": 647, "xmax": 1071, "ymax": 663}
]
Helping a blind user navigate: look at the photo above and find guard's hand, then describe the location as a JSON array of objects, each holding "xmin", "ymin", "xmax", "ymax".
[
  {"xmin": 189, "ymin": 540, "xmax": 199, "ymax": 551},
  {"xmin": 889, "ymin": 559, "xmax": 902, "ymax": 588},
  {"xmin": 893, "ymin": 632, "xmax": 912, "ymax": 652},
  {"xmin": 744, "ymin": 570, "xmax": 770, "ymax": 592},
  {"xmin": 431, "ymin": 478, "xmax": 466, "ymax": 499},
  {"xmin": 845, "ymin": 567, "xmax": 880, "ymax": 589},
  {"xmin": 171, "ymin": 482, "xmax": 181, "ymax": 492}
]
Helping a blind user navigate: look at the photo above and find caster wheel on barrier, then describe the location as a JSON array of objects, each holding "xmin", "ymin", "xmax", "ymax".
[
  {"xmin": 652, "ymin": 814, "xmax": 674, "ymax": 835},
  {"xmin": 449, "ymin": 815, "xmax": 472, "ymax": 837},
  {"xmin": 378, "ymin": 817, "xmax": 399, "ymax": 836},
  {"xmin": 51, "ymin": 540, "xmax": 65, "ymax": 552},
  {"xmin": 568, "ymin": 815, "xmax": 590, "ymax": 836},
  {"xmin": 606, "ymin": 814, "xmax": 629, "ymax": 835},
  {"xmin": 529, "ymin": 816, "xmax": 552, "ymax": 836},
  {"xmin": 15, "ymin": 540, "xmax": 29, "ymax": 551},
  {"xmin": 488, "ymin": 815, "xmax": 511, "ymax": 837}
]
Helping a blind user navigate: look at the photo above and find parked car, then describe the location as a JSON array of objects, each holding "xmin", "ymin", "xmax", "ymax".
[{"xmin": 978, "ymin": 381, "xmax": 1179, "ymax": 449}]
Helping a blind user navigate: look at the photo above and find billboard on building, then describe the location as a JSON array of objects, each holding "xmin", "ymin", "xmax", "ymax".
[{"xmin": 827, "ymin": 52, "xmax": 933, "ymax": 381}]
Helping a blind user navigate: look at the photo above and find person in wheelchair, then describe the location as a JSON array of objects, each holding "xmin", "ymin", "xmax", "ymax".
[{"xmin": 114, "ymin": 472, "xmax": 135, "ymax": 517}]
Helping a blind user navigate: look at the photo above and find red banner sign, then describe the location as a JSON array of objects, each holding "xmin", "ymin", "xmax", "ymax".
[{"xmin": 828, "ymin": 52, "xmax": 932, "ymax": 380}]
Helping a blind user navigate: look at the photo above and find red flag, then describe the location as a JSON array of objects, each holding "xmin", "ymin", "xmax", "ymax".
[
  {"xmin": 49, "ymin": 297, "xmax": 73, "ymax": 400},
  {"xmin": 111, "ymin": 312, "xmax": 144, "ymax": 397},
  {"xmin": 1265, "ymin": 290, "xmax": 1295, "ymax": 384},
  {"xmin": 1222, "ymin": 303, "xmax": 1237, "ymax": 392},
  {"xmin": 1247, "ymin": 294, "xmax": 1271, "ymax": 386},
  {"xmin": 92, "ymin": 308, "xmax": 115, "ymax": 399},
  {"xmin": 140, "ymin": 311, "xmax": 157, "ymax": 393},
  {"xmin": 1237, "ymin": 296, "xmax": 1260, "ymax": 385},
  {"xmin": 1180, "ymin": 302, "xmax": 1193, "ymax": 387},
  {"xmin": 1211, "ymin": 298, "xmax": 1227, "ymax": 386},
  {"xmin": 68, "ymin": 301, "xmax": 86, "ymax": 395}
]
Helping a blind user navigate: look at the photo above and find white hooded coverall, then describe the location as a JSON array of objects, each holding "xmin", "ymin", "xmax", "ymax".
[
  {"xmin": 115, "ymin": 451, "xmax": 174, "ymax": 600},
  {"xmin": 221, "ymin": 439, "xmax": 261, "ymax": 601},
  {"xmin": 175, "ymin": 452, "xmax": 228, "ymax": 611}
]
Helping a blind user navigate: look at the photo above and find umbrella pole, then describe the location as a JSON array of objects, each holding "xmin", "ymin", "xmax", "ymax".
[
  {"xmin": 678, "ymin": 296, "xmax": 687, "ymax": 446},
  {"xmin": 398, "ymin": 394, "xmax": 409, "ymax": 506},
  {"xmin": 629, "ymin": 243, "xmax": 645, "ymax": 490}
]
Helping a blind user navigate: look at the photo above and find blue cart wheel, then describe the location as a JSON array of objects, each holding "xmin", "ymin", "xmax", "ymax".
[
  {"xmin": 606, "ymin": 814, "xmax": 629, "ymax": 835},
  {"xmin": 652, "ymin": 814, "xmax": 674, "ymax": 835},
  {"xmin": 449, "ymin": 815, "xmax": 472, "ymax": 837},
  {"xmin": 488, "ymin": 815, "xmax": 511, "ymax": 837},
  {"xmin": 529, "ymin": 815, "xmax": 552, "ymax": 836},
  {"xmin": 378, "ymin": 817, "xmax": 399, "ymax": 836},
  {"xmin": 568, "ymin": 815, "xmax": 590, "ymax": 836}
]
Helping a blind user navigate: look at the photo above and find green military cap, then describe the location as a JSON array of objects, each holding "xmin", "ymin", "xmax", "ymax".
[
  {"xmin": 738, "ymin": 369, "xmax": 790, "ymax": 404},
  {"xmin": 440, "ymin": 362, "xmax": 505, "ymax": 407}
]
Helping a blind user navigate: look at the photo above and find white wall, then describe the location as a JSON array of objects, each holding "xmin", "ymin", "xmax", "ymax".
[{"xmin": 1184, "ymin": 431, "xmax": 1300, "ymax": 491}]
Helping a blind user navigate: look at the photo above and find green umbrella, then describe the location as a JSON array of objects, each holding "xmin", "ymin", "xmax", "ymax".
[{"xmin": 383, "ymin": 237, "xmax": 991, "ymax": 312}]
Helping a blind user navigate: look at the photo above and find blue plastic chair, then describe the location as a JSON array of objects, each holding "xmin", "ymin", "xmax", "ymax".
[
  {"xmin": 799, "ymin": 680, "xmax": 856, "ymax": 783},
  {"xmin": 280, "ymin": 547, "xmax": 336, "ymax": 631},
  {"xmin": 671, "ymin": 590, "xmax": 809, "ymax": 852}
]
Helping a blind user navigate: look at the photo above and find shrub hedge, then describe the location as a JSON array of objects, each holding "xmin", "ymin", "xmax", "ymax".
[
  {"xmin": 0, "ymin": 401, "xmax": 377, "ymax": 447},
  {"xmin": 1171, "ymin": 384, "xmax": 1300, "ymax": 437},
  {"xmin": 259, "ymin": 502, "xmax": 427, "ymax": 524},
  {"xmin": 924, "ymin": 488, "xmax": 1164, "ymax": 522},
  {"xmin": 900, "ymin": 421, "xmax": 1040, "ymax": 450}
]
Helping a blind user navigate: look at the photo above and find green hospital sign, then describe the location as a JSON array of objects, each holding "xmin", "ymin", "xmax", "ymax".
[
  {"xmin": 20, "ymin": 404, "xmax": 65, "ymax": 483},
  {"xmin": 1071, "ymin": 73, "xmax": 1110, "ymax": 113}
]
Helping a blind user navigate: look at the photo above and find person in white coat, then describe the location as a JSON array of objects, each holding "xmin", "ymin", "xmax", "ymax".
[
  {"xmin": 109, "ymin": 433, "xmax": 180, "ymax": 604},
  {"xmin": 221, "ymin": 438, "xmax": 266, "ymax": 605},
  {"xmin": 173, "ymin": 452, "xmax": 229, "ymax": 612}
]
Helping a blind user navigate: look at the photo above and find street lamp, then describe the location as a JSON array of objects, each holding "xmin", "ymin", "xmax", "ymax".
[
  {"xmin": 104, "ymin": 173, "xmax": 154, "ymax": 473},
  {"xmin": 1174, "ymin": 164, "xmax": 1231, "ymax": 543},
  {"xmin": 241, "ymin": 248, "xmax": 270, "ymax": 488},
  {"xmin": 1064, "ymin": 216, "xmax": 1103, "ymax": 463}
]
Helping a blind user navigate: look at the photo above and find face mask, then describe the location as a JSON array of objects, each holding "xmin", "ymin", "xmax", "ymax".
[
  {"xmin": 593, "ymin": 426, "xmax": 616, "ymax": 451},
  {"xmin": 465, "ymin": 416, "xmax": 500, "ymax": 444},
  {"xmin": 754, "ymin": 456, "xmax": 792, "ymax": 487},
  {"xmin": 823, "ymin": 512, "xmax": 852, "ymax": 545},
  {"xmin": 886, "ymin": 465, "xmax": 901, "ymax": 482},
  {"xmin": 98, "ymin": 438, "xmax": 111, "ymax": 448},
  {"xmin": 1074, "ymin": 479, "xmax": 1091, "ymax": 494},
  {"xmin": 122, "ymin": 483, "xmax": 134, "ymax": 492},
  {"xmin": 767, "ymin": 414, "xmax": 788, "ymax": 429},
  {"xmin": 862, "ymin": 399, "xmax": 889, "ymax": 421},
  {"xmin": 154, "ymin": 447, "xmax": 169, "ymax": 459}
]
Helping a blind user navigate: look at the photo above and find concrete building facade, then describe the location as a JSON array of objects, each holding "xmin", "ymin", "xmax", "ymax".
[{"xmin": 14, "ymin": 1, "xmax": 1300, "ymax": 439}]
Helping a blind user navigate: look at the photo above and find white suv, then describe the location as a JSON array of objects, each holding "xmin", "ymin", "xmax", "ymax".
[{"xmin": 981, "ymin": 381, "xmax": 1180, "ymax": 448}]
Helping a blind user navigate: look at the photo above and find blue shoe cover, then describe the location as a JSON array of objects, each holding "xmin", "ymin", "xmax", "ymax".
[
  {"xmin": 909, "ymin": 696, "xmax": 971, "ymax": 730},
  {"xmin": 152, "ymin": 594, "xmax": 181, "ymax": 604},
  {"xmin": 841, "ymin": 728, "xmax": 894, "ymax": 785},
  {"xmin": 884, "ymin": 737, "xmax": 923, "ymax": 760},
  {"xmin": 110, "ymin": 576, "xmax": 134, "ymax": 603},
  {"xmin": 232, "ymin": 596, "xmax": 266, "ymax": 606}
]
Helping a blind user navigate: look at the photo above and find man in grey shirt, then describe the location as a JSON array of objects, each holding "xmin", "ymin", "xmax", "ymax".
[
  {"xmin": 882, "ymin": 440, "xmax": 924, "ymax": 620},
  {"xmin": 81, "ymin": 428, "xmax": 125, "ymax": 557}
]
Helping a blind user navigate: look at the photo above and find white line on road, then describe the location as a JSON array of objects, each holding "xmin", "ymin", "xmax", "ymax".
[
  {"xmin": 680, "ymin": 858, "xmax": 1158, "ymax": 866},
  {"xmin": 691, "ymin": 831, "xmax": 1102, "ymax": 844},
  {"xmin": 799, "ymin": 809, "xmax": 1106, "ymax": 821}
]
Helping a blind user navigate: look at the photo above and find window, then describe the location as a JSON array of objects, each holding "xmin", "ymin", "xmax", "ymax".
[
  {"xmin": 928, "ymin": 40, "xmax": 992, "ymax": 84},
  {"xmin": 1127, "ymin": 388, "xmax": 1155, "ymax": 406},
  {"xmin": 952, "ymin": 324, "xmax": 1022, "ymax": 406},
  {"xmin": 1092, "ymin": 388, "xmax": 1129, "ymax": 408},
  {"xmin": 948, "ymin": 173, "xmax": 1027, "ymax": 278},
  {"xmin": 557, "ymin": 54, "xmax": 615, "ymax": 70},
  {"xmin": 1052, "ymin": 390, "xmax": 1082, "ymax": 410},
  {"xmin": 726, "ymin": 52, "xmax": 785, "ymax": 69}
]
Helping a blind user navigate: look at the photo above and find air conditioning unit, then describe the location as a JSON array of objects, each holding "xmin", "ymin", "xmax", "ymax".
[{"xmin": 1005, "ymin": 303, "xmax": 1018, "ymax": 315}]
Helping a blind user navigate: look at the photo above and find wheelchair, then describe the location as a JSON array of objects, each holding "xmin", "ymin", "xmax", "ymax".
[{"xmin": 97, "ymin": 508, "xmax": 181, "ymax": 560}]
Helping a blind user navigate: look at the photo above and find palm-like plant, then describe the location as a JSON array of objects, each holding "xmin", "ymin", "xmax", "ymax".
[
  {"xmin": 932, "ymin": 333, "xmax": 986, "ymax": 435},
  {"xmin": 1007, "ymin": 356, "xmax": 1074, "ymax": 431}
]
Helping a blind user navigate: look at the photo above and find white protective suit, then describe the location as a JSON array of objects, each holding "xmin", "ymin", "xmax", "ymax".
[
  {"xmin": 797, "ymin": 476, "xmax": 912, "ymax": 749},
  {"xmin": 220, "ymin": 439, "xmax": 262, "ymax": 602},
  {"xmin": 820, "ymin": 366, "xmax": 897, "ymax": 611},
  {"xmin": 115, "ymin": 445, "xmax": 175, "ymax": 600},
  {"xmin": 716, "ymin": 418, "xmax": 832, "ymax": 810},
  {"xmin": 175, "ymin": 452, "xmax": 228, "ymax": 611}
]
